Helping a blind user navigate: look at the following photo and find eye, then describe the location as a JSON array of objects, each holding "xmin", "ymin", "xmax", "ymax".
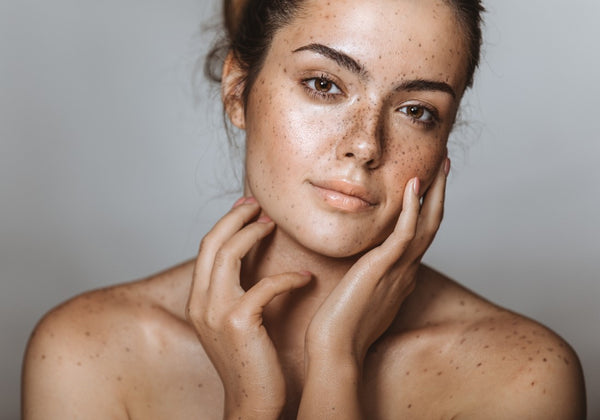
[
  {"xmin": 397, "ymin": 104, "xmax": 438, "ymax": 127},
  {"xmin": 304, "ymin": 76, "xmax": 342, "ymax": 96}
]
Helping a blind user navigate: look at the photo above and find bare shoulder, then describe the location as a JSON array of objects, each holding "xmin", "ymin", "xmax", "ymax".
[
  {"xmin": 22, "ymin": 261, "xmax": 222, "ymax": 419},
  {"xmin": 373, "ymin": 266, "xmax": 586, "ymax": 419}
]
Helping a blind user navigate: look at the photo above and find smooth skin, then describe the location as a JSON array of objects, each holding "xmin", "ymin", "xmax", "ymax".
[{"xmin": 23, "ymin": 0, "xmax": 586, "ymax": 418}]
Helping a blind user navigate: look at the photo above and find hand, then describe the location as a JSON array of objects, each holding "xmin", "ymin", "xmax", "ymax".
[
  {"xmin": 298, "ymin": 159, "xmax": 448, "ymax": 419},
  {"xmin": 306, "ymin": 157, "xmax": 449, "ymax": 364},
  {"xmin": 186, "ymin": 197, "xmax": 311, "ymax": 419}
]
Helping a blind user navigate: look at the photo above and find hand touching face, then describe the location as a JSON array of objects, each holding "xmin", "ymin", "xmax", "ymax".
[{"xmin": 231, "ymin": 0, "xmax": 467, "ymax": 257}]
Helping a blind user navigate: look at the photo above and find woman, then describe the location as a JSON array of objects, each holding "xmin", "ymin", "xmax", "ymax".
[{"xmin": 22, "ymin": 0, "xmax": 586, "ymax": 418}]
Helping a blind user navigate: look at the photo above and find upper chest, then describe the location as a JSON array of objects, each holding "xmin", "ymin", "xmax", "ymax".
[{"xmin": 124, "ymin": 322, "xmax": 493, "ymax": 420}]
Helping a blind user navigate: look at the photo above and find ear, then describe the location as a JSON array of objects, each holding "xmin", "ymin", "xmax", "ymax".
[{"xmin": 221, "ymin": 51, "xmax": 246, "ymax": 130}]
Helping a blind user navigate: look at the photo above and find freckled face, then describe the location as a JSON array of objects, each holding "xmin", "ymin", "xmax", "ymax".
[{"xmin": 240, "ymin": 0, "xmax": 468, "ymax": 257}]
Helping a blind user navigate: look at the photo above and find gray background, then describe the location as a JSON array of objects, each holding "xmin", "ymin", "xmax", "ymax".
[{"xmin": 1, "ymin": 0, "xmax": 598, "ymax": 418}]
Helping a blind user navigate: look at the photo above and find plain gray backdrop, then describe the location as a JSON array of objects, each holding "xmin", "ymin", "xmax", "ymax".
[{"xmin": 1, "ymin": 0, "xmax": 598, "ymax": 418}]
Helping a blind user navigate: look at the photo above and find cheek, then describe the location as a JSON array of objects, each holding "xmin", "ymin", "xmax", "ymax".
[
  {"xmin": 384, "ymin": 131, "xmax": 447, "ymax": 193},
  {"xmin": 247, "ymin": 96, "xmax": 345, "ymax": 168}
]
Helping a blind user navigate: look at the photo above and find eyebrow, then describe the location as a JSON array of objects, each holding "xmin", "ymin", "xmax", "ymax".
[
  {"xmin": 292, "ymin": 43, "xmax": 369, "ymax": 78},
  {"xmin": 292, "ymin": 43, "xmax": 457, "ymax": 99},
  {"xmin": 395, "ymin": 79, "xmax": 457, "ymax": 99}
]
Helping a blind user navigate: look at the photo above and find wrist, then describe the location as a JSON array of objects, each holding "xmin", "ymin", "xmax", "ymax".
[
  {"xmin": 299, "ymin": 357, "xmax": 364, "ymax": 420},
  {"xmin": 224, "ymin": 388, "xmax": 285, "ymax": 420},
  {"xmin": 304, "ymin": 354, "xmax": 362, "ymax": 386},
  {"xmin": 224, "ymin": 402, "xmax": 284, "ymax": 420}
]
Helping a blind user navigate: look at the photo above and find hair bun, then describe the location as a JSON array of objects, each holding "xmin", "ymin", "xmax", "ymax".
[{"xmin": 224, "ymin": 0, "xmax": 248, "ymax": 39}]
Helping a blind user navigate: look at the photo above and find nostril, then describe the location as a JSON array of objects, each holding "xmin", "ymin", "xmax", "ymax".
[{"xmin": 345, "ymin": 152, "xmax": 354, "ymax": 158}]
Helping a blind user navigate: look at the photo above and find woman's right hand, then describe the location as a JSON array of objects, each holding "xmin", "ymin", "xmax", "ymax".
[{"xmin": 186, "ymin": 197, "xmax": 311, "ymax": 419}]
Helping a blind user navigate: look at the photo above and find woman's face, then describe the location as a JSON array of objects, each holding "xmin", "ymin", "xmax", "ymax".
[{"xmin": 237, "ymin": 0, "xmax": 468, "ymax": 257}]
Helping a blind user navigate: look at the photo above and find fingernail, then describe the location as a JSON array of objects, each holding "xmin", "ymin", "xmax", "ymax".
[
  {"xmin": 256, "ymin": 215, "xmax": 272, "ymax": 223},
  {"xmin": 444, "ymin": 158, "xmax": 451, "ymax": 176},
  {"xmin": 412, "ymin": 177, "xmax": 420, "ymax": 196},
  {"xmin": 243, "ymin": 197, "xmax": 257, "ymax": 204},
  {"xmin": 232, "ymin": 197, "xmax": 246, "ymax": 208},
  {"xmin": 298, "ymin": 270, "xmax": 312, "ymax": 277}
]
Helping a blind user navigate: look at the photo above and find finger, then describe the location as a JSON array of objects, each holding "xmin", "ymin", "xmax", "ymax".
[
  {"xmin": 208, "ymin": 216, "xmax": 276, "ymax": 296},
  {"xmin": 235, "ymin": 272, "xmax": 312, "ymax": 324},
  {"xmin": 339, "ymin": 177, "xmax": 422, "ymax": 286},
  {"xmin": 376, "ymin": 176, "xmax": 421, "ymax": 264},
  {"xmin": 192, "ymin": 198, "xmax": 261, "ymax": 291},
  {"xmin": 410, "ymin": 157, "xmax": 449, "ymax": 257}
]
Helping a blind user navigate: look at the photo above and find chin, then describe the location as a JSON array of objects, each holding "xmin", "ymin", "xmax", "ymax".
[{"xmin": 286, "ymin": 224, "xmax": 388, "ymax": 259}]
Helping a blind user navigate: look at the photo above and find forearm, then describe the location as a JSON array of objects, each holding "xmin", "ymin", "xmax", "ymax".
[{"xmin": 297, "ymin": 356, "xmax": 365, "ymax": 420}]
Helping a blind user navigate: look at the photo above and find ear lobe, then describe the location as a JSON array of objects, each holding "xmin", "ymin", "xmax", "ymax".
[{"xmin": 222, "ymin": 52, "xmax": 246, "ymax": 130}]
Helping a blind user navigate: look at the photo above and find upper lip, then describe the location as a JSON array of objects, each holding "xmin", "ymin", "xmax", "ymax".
[{"xmin": 310, "ymin": 179, "xmax": 378, "ymax": 206}]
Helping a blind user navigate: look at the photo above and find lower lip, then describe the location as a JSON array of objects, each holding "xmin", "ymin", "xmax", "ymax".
[{"xmin": 312, "ymin": 185, "xmax": 372, "ymax": 212}]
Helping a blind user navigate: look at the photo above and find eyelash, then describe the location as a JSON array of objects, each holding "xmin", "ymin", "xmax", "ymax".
[
  {"xmin": 301, "ymin": 75, "xmax": 440, "ymax": 129},
  {"xmin": 397, "ymin": 104, "xmax": 439, "ymax": 129},
  {"xmin": 301, "ymin": 74, "xmax": 343, "ymax": 101}
]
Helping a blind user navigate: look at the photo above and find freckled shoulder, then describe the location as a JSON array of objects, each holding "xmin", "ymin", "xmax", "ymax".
[
  {"xmin": 455, "ymin": 304, "xmax": 587, "ymax": 418},
  {"xmin": 23, "ymin": 260, "xmax": 223, "ymax": 419},
  {"xmin": 367, "ymin": 266, "xmax": 586, "ymax": 419}
]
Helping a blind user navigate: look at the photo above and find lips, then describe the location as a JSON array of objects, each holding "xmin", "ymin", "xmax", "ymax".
[{"xmin": 310, "ymin": 180, "xmax": 377, "ymax": 212}]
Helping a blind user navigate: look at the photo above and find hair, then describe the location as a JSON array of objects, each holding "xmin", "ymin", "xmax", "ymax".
[{"xmin": 206, "ymin": 0, "xmax": 484, "ymax": 105}]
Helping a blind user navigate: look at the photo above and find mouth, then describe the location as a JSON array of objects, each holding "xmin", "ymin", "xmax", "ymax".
[{"xmin": 310, "ymin": 180, "xmax": 377, "ymax": 212}]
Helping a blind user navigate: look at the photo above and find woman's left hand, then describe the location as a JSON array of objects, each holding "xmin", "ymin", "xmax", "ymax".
[{"xmin": 298, "ymin": 158, "xmax": 449, "ymax": 418}]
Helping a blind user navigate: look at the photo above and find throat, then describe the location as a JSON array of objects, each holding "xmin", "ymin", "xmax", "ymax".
[{"xmin": 240, "ymin": 225, "xmax": 358, "ymax": 293}]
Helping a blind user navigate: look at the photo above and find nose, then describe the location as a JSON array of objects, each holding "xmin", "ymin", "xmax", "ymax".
[{"xmin": 335, "ymin": 105, "xmax": 384, "ymax": 169}]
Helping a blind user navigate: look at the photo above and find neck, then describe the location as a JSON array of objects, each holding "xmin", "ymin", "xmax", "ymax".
[
  {"xmin": 240, "ymin": 225, "xmax": 361, "ymax": 404},
  {"xmin": 241, "ymin": 225, "xmax": 359, "ymax": 299}
]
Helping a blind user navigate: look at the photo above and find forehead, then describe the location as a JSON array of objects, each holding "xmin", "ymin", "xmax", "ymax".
[{"xmin": 272, "ymin": 0, "xmax": 469, "ymax": 92}]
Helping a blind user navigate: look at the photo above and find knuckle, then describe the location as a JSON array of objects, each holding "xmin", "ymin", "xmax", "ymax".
[
  {"xmin": 198, "ymin": 234, "xmax": 215, "ymax": 255},
  {"xmin": 201, "ymin": 307, "xmax": 222, "ymax": 331},
  {"xmin": 213, "ymin": 246, "xmax": 235, "ymax": 269},
  {"xmin": 397, "ymin": 228, "xmax": 416, "ymax": 243},
  {"xmin": 222, "ymin": 310, "xmax": 247, "ymax": 332}
]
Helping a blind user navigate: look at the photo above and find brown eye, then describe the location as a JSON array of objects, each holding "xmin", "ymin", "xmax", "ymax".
[
  {"xmin": 407, "ymin": 105, "xmax": 425, "ymax": 119},
  {"xmin": 398, "ymin": 104, "xmax": 435, "ymax": 124},
  {"xmin": 315, "ymin": 77, "xmax": 333, "ymax": 92},
  {"xmin": 304, "ymin": 76, "xmax": 342, "ymax": 96}
]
